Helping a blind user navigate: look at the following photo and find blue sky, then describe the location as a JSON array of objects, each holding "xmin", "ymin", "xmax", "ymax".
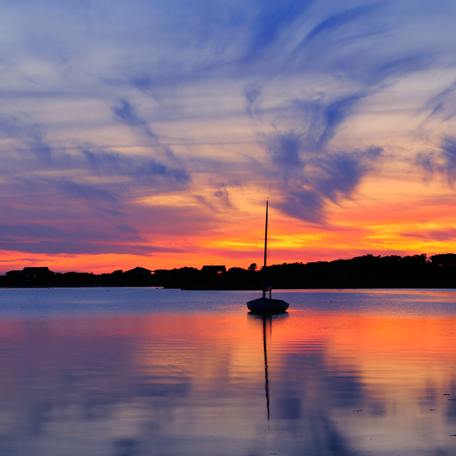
[{"xmin": 2, "ymin": 0, "xmax": 456, "ymax": 271}]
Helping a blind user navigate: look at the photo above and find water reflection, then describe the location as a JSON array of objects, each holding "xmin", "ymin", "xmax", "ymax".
[
  {"xmin": 0, "ymin": 291, "xmax": 455, "ymax": 455},
  {"xmin": 248, "ymin": 313, "xmax": 290, "ymax": 422},
  {"xmin": 263, "ymin": 316, "xmax": 271, "ymax": 422}
]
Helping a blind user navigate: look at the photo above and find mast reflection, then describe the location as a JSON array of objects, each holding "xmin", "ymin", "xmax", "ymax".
[
  {"xmin": 263, "ymin": 316, "xmax": 271, "ymax": 421},
  {"xmin": 249, "ymin": 313, "xmax": 289, "ymax": 421}
]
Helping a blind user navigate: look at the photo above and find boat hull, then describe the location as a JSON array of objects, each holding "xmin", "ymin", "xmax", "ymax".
[{"xmin": 247, "ymin": 297, "xmax": 289, "ymax": 315}]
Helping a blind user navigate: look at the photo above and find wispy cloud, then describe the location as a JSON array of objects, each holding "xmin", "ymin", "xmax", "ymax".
[
  {"xmin": 263, "ymin": 128, "xmax": 382, "ymax": 222},
  {"xmin": 244, "ymin": 83, "xmax": 262, "ymax": 118},
  {"xmin": 0, "ymin": 114, "xmax": 52, "ymax": 162},
  {"xmin": 0, "ymin": 104, "xmax": 197, "ymax": 255},
  {"xmin": 422, "ymin": 79, "xmax": 456, "ymax": 121},
  {"xmin": 243, "ymin": 0, "xmax": 314, "ymax": 62},
  {"xmin": 297, "ymin": 3, "xmax": 382, "ymax": 48},
  {"xmin": 112, "ymin": 98, "xmax": 190, "ymax": 173},
  {"xmin": 1, "ymin": 0, "xmax": 456, "ymax": 262},
  {"xmin": 0, "ymin": 222, "xmax": 167, "ymax": 255},
  {"xmin": 416, "ymin": 137, "xmax": 456, "ymax": 184},
  {"xmin": 402, "ymin": 227, "xmax": 456, "ymax": 242}
]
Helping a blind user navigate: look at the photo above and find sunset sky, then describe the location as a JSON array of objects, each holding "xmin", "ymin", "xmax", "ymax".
[{"xmin": 2, "ymin": 0, "xmax": 456, "ymax": 272}]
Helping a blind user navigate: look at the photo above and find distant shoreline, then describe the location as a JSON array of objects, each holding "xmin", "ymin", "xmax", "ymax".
[
  {"xmin": 1, "ymin": 285, "xmax": 456, "ymax": 290},
  {"xmin": 1, "ymin": 253, "xmax": 456, "ymax": 289}
]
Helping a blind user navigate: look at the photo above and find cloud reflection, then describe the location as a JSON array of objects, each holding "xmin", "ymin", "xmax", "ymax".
[{"xmin": 0, "ymin": 295, "xmax": 456, "ymax": 454}]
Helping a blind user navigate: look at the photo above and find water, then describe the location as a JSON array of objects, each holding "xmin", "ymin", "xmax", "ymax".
[{"xmin": 0, "ymin": 288, "xmax": 456, "ymax": 455}]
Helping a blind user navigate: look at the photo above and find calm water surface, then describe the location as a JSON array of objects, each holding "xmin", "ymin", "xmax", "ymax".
[{"xmin": 0, "ymin": 288, "xmax": 456, "ymax": 455}]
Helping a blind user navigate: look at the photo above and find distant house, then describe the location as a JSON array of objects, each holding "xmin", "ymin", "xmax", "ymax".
[
  {"xmin": 5, "ymin": 270, "xmax": 22, "ymax": 278},
  {"xmin": 22, "ymin": 267, "xmax": 54, "ymax": 280},
  {"xmin": 201, "ymin": 265, "xmax": 226, "ymax": 276},
  {"xmin": 124, "ymin": 267, "xmax": 152, "ymax": 279},
  {"xmin": 4, "ymin": 267, "xmax": 55, "ymax": 285}
]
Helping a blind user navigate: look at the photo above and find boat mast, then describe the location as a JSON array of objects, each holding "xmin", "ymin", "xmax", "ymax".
[{"xmin": 263, "ymin": 200, "xmax": 269, "ymax": 298}]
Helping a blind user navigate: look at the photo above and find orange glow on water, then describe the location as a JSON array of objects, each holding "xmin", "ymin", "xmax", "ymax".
[{"xmin": 2, "ymin": 308, "xmax": 456, "ymax": 391}]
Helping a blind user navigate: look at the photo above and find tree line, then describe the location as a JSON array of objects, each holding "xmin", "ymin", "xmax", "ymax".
[{"xmin": 1, "ymin": 254, "xmax": 456, "ymax": 288}]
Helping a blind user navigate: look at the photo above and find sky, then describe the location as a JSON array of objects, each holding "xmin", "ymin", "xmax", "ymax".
[{"xmin": 2, "ymin": 0, "xmax": 456, "ymax": 272}]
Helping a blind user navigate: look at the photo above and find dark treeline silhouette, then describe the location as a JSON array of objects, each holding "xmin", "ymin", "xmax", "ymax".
[
  {"xmin": 1, "ymin": 254, "xmax": 456, "ymax": 288},
  {"xmin": 0, "ymin": 266, "xmax": 155, "ymax": 288}
]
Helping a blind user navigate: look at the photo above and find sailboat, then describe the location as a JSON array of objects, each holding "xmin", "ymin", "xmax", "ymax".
[{"xmin": 246, "ymin": 201, "xmax": 289, "ymax": 314}]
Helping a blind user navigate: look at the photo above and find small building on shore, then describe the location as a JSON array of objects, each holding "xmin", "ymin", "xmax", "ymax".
[{"xmin": 201, "ymin": 265, "xmax": 226, "ymax": 276}]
